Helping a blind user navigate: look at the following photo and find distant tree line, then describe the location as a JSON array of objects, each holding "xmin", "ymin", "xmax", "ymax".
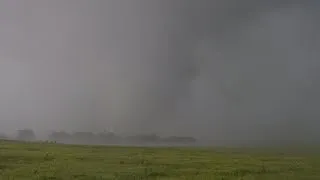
[
  {"xmin": 48, "ymin": 131, "xmax": 197, "ymax": 145},
  {"xmin": 0, "ymin": 129, "xmax": 197, "ymax": 146},
  {"xmin": 0, "ymin": 129, "xmax": 36, "ymax": 141}
]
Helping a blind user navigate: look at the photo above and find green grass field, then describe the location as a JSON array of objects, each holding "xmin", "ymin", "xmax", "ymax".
[{"xmin": 1, "ymin": 140, "xmax": 320, "ymax": 180}]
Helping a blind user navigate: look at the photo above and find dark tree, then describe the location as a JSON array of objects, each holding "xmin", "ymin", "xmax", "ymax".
[
  {"xmin": 16, "ymin": 129, "xmax": 36, "ymax": 141},
  {"xmin": 72, "ymin": 132, "xmax": 97, "ymax": 144},
  {"xmin": 126, "ymin": 134, "xmax": 160, "ymax": 143},
  {"xmin": 161, "ymin": 136, "xmax": 196, "ymax": 144},
  {"xmin": 97, "ymin": 131, "xmax": 119, "ymax": 144},
  {"xmin": 49, "ymin": 131, "xmax": 71, "ymax": 142},
  {"xmin": 0, "ymin": 133, "xmax": 7, "ymax": 140}
]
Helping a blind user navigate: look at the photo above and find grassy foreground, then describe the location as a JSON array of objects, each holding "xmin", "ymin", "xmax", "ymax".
[{"xmin": 0, "ymin": 140, "xmax": 320, "ymax": 179}]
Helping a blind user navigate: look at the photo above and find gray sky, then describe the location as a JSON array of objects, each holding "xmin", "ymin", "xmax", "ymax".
[{"xmin": 0, "ymin": 0, "xmax": 319, "ymax": 145}]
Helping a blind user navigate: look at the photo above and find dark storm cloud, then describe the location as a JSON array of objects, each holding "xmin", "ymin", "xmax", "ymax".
[{"xmin": 0, "ymin": 0, "xmax": 319, "ymax": 145}]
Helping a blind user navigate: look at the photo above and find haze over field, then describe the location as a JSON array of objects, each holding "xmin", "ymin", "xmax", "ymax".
[{"xmin": 0, "ymin": 1, "xmax": 319, "ymax": 145}]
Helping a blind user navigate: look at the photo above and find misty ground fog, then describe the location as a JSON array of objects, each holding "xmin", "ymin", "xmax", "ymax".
[{"xmin": 0, "ymin": 1, "xmax": 319, "ymax": 146}]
